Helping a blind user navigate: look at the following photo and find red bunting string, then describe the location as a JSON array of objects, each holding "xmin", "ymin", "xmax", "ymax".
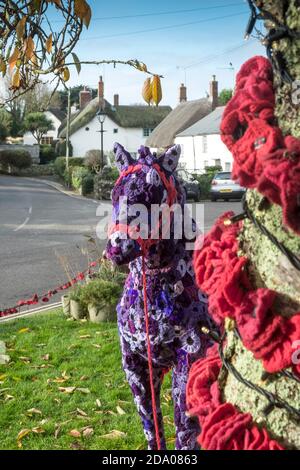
[{"xmin": 0, "ymin": 260, "xmax": 100, "ymax": 318}]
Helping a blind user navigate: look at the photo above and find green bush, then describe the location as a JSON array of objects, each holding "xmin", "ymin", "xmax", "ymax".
[
  {"xmin": 80, "ymin": 279, "xmax": 123, "ymax": 308},
  {"xmin": 55, "ymin": 139, "xmax": 73, "ymax": 157},
  {"xmin": 40, "ymin": 145, "xmax": 56, "ymax": 164},
  {"xmin": 102, "ymin": 166, "xmax": 119, "ymax": 182},
  {"xmin": 0, "ymin": 149, "xmax": 32, "ymax": 172},
  {"xmin": 54, "ymin": 156, "xmax": 85, "ymax": 178},
  {"xmin": 71, "ymin": 166, "xmax": 90, "ymax": 190},
  {"xmin": 81, "ymin": 173, "xmax": 94, "ymax": 195},
  {"xmin": 192, "ymin": 167, "xmax": 222, "ymax": 199}
]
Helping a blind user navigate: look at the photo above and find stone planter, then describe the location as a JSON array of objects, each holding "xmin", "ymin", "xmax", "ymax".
[
  {"xmin": 70, "ymin": 299, "xmax": 85, "ymax": 320},
  {"xmin": 87, "ymin": 303, "xmax": 116, "ymax": 323},
  {"xmin": 61, "ymin": 295, "xmax": 70, "ymax": 317}
]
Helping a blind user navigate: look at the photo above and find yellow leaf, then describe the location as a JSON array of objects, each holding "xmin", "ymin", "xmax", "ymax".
[
  {"xmin": 18, "ymin": 327, "xmax": 30, "ymax": 334},
  {"xmin": 17, "ymin": 429, "xmax": 31, "ymax": 447},
  {"xmin": 16, "ymin": 16, "xmax": 27, "ymax": 40},
  {"xmin": 63, "ymin": 67, "xmax": 70, "ymax": 82},
  {"xmin": 142, "ymin": 78, "xmax": 152, "ymax": 105},
  {"xmin": 152, "ymin": 75, "xmax": 162, "ymax": 106},
  {"xmin": 12, "ymin": 68, "xmax": 20, "ymax": 88},
  {"xmin": 45, "ymin": 34, "xmax": 53, "ymax": 54},
  {"xmin": 32, "ymin": 427, "xmax": 45, "ymax": 434}
]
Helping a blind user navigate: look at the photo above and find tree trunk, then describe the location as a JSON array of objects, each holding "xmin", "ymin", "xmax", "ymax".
[{"xmin": 220, "ymin": 0, "xmax": 300, "ymax": 449}]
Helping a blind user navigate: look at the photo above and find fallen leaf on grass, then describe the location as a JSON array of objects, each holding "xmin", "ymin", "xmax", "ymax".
[
  {"xmin": 18, "ymin": 328, "xmax": 30, "ymax": 334},
  {"xmin": 99, "ymin": 430, "xmax": 127, "ymax": 439},
  {"xmin": 95, "ymin": 399, "xmax": 102, "ymax": 408},
  {"xmin": 76, "ymin": 387, "xmax": 90, "ymax": 394},
  {"xmin": 58, "ymin": 386, "xmax": 76, "ymax": 394},
  {"xmin": 4, "ymin": 394, "xmax": 14, "ymax": 401},
  {"xmin": 116, "ymin": 405, "xmax": 126, "ymax": 415},
  {"xmin": 17, "ymin": 429, "xmax": 31, "ymax": 448},
  {"xmin": 92, "ymin": 344, "xmax": 101, "ymax": 349},
  {"xmin": 42, "ymin": 354, "xmax": 50, "ymax": 361},
  {"xmin": 54, "ymin": 426, "xmax": 61, "ymax": 439},
  {"xmin": 76, "ymin": 408, "xmax": 88, "ymax": 417},
  {"xmin": 32, "ymin": 427, "xmax": 45, "ymax": 434},
  {"xmin": 69, "ymin": 429, "xmax": 81, "ymax": 438},
  {"xmin": 79, "ymin": 335, "xmax": 91, "ymax": 339},
  {"xmin": 80, "ymin": 375, "xmax": 88, "ymax": 381},
  {"xmin": 19, "ymin": 356, "xmax": 31, "ymax": 364},
  {"xmin": 82, "ymin": 427, "xmax": 94, "ymax": 437},
  {"xmin": 26, "ymin": 408, "xmax": 42, "ymax": 417}
]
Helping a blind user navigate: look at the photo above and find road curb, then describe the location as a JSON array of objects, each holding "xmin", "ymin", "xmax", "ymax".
[
  {"xmin": 0, "ymin": 301, "xmax": 62, "ymax": 323},
  {"xmin": 26, "ymin": 177, "xmax": 100, "ymax": 204}
]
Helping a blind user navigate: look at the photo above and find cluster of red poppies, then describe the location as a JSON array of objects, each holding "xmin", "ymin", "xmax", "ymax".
[
  {"xmin": 221, "ymin": 56, "xmax": 300, "ymax": 234},
  {"xmin": 0, "ymin": 261, "xmax": 98, "ymax": 317},
  {"xmin": 194, "ymin": 213, "xmax": 300, "ymax": 377},
  {"xmin": 186, "ymin": 345, "xmax": 284, "ymax": 450}
]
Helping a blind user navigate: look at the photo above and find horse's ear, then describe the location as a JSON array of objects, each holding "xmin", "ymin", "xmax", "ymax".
[
  {"xmin": 158, "ymin": 144, "xmax": 181, "ymax": 172},
  {"xmin": 113, "ymin": 142, "xmax": 135, "ymax": 173}
]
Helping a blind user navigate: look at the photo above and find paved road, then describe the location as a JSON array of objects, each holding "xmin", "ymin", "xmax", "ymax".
[{"xmin": 0, "ymin": 175, "xmax": 242, "ymax": 310}]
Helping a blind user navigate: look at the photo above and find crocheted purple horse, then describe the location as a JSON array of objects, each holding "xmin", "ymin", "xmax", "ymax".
[{"xmin": 105, "ymin": 143, "xmax": 212, "ymax": 450}]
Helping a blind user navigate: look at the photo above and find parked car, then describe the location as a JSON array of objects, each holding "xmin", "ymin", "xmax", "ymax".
[
  {"xmin": 176, "ymin": 169, "xmax": 201, "ymax": 202},
  {"xmin": 210, "ymin": 171, "xmax": 246, "ymax": 201}
]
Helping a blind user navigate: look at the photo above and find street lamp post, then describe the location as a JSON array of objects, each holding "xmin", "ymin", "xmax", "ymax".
[{"xmin": 97, "ymin": 109, "xmax": 106, "ymax": 171}]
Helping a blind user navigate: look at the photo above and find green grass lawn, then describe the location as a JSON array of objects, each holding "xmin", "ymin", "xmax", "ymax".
[{"xmin": 0, "ymin": 310, "xmax": 174, "ymax": 450}]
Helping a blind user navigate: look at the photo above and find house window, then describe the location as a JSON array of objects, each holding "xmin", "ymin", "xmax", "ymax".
[
  {"xmin": 202, "ymin": 135, "xmax": 208, "ymax": 153},
  {"xmin": 113, "ymin": 128, "xmax": 118, "ymax": 134},
  {"xmin": 214, "ymin": 159, "xmax": 221, "ymax": 168},
  {"xmin": 41, "ymin": 136, "xmax": 53, "ymax": 145},
  {"xmin": 204, "ymin": 160, "xmax": 209, "ymax": 169},
  {"xmin": 225, "ymin": 162, "xmax": 231, "ymax": 172},
  {"xmin": 143, "ymin": 128, "xmax": 154, "ymax": 137}
]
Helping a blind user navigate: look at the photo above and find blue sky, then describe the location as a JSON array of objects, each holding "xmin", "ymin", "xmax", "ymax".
[{"xmin": 58, "ymin": 0, "xmax": 266, "ymax": 107}]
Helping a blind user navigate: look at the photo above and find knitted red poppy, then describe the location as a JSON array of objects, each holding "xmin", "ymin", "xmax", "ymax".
[{"xmin": 221, "ymin": 56, "xmax": 300, "ymax": 234}]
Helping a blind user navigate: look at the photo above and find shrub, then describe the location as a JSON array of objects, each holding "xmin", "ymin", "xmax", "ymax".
[
  {"xmin": 71, "ymin": 166, "xmax": 90, "ymax": 190},
  {"xmin": 55, "ymin": 139, "xmax": 73, "ymax": 157},
  {"xmin": 40, "ymin": 145, "xmax": 56, "ymax": 164},
  {"xmin": 80, "ymin": 279, "xmax": 123, "ymax": 308},
  {"xmin": 192, "ymin": 167, "xmax": 222, "ymax": 199},
  {"xmin": 101, "ymin": 165, "xmax": 119, "ymax": 182},
  {"xmin": 85, "ymin": 149, "xmax": 102, "ymax": 173},
  {"xmin": 0, "ymin": 149, "xmax": 32, "ymax": 172},
  {"xmin": 54, "ymin": 156, "xmax": 85, "ymax": 178},
  {"xmin": 81, "ymin": 173, "xmax": 94, "ymax": 195}
]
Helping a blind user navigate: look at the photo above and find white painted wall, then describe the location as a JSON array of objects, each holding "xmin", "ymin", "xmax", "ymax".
[
  {"xmin": 175, "ymin": 134, "xmax": 233, "ymax": 173},
  {"xmin": 23, "ymin": 111, "xmax": 61, "ymax": 145},
  {"xmin": 70, "ymin": 114, "xmax": 151, "ymax": 157}
]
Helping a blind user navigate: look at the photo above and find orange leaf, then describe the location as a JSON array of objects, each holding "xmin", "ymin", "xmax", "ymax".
[{"xmin": 45, "ymin": 34, "xmax": 53, "ymax": 54}]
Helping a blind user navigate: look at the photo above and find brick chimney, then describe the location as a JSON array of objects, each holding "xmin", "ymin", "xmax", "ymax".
[
  {"xmin": 179, "ymin": 83, "xmax": 187, "ymax": 103},
  {"xmin": 79, "ymin": 86, "xmax": 92, "ymax": 110},
  {"xmin": 209, "ymin": 75, "xmax": 218, "ymax": 110},
  {"xmin": 114, "ymin": 94, "xmax": 119, "ymax": 107},
  {"xmin": 98, "ymin": 76, "xmax": 104, "ymax": 109}
]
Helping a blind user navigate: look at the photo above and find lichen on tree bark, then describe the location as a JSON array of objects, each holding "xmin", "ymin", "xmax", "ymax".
[{"xmin": 220, "ymin": 0, "xmax": 300, "ymax": 448}]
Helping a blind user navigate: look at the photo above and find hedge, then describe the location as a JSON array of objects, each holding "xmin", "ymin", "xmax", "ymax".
[
  {"xmin": 54, "ymin": 156, "xmax": 85, "ymax": 178},
  {"xmin": 0, "ymin": 149, "xmax": 32, "ymax": 172},
  {"xmin": 40, "ymin": 145, "xmax": 56, "ymax": 164}
]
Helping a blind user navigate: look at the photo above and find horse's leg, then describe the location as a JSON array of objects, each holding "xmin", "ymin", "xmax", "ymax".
[
  {"xmin": 172, "ymin": 355, "xmax": 201, "ymax": 450},
  {"xmin": 121, "ymin": 338, "xmax": 166, "ymax": 450}
]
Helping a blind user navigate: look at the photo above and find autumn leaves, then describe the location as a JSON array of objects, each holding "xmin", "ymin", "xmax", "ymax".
[{"xmin": 142, "ymin": 75, "xmax": 163, "ymax": 106}]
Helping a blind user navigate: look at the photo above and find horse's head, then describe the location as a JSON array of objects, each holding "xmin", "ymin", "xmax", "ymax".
[{"xmin": 106, "ymin": 142, "xmax": 185, "ymax": 266}]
